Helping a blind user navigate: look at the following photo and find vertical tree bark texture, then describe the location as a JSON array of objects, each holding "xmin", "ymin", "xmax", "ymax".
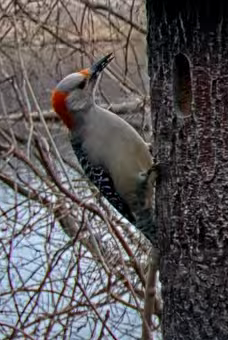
[{"xmin": 146, "ymin": 1, "xmax": 228, "ymax": 339}]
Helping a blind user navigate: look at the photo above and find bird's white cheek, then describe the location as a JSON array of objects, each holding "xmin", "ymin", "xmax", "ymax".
[
  {"xmin": 66, "ymin": 91, "xmax": 92, "ymax": 112},
  {"xmin": 66, "ymin": 92, "xmax": 81, "ymax": 111}
]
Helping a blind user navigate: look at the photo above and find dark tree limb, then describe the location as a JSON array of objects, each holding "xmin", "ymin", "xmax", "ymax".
[{"xmin": 147, "ymin": 1, "xmax": 228, "ymax": 339}]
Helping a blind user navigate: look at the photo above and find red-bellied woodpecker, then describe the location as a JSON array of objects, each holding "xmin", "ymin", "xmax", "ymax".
[{"xmin": 52, "ymin": 53, "xmax": 158, "ymax": 247}]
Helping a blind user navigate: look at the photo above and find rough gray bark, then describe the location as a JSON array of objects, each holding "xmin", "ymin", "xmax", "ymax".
[{"xmin": 146, "ymin": 1, "xmax": 228, "ymax": 339}]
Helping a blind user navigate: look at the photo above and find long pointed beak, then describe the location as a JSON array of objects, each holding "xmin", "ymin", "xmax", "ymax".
[{"xmin": 89, "ymin": 53, "xmax": 113, "ymax": 79}]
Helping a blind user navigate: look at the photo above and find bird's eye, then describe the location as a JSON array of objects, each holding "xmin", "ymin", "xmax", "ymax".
[{"xmin": 78, "ymin": 79, "xmax": 87, "ymax": 89}]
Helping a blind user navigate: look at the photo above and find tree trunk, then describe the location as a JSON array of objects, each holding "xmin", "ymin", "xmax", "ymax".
[{"xmin": 146, "ymin": 1, "xmax": 228, "ymax": 339}]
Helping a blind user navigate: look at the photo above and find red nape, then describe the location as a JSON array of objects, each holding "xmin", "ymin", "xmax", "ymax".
[{"xmin": 51, "ymin": 90, "xmax": 74, "ymax": 129}]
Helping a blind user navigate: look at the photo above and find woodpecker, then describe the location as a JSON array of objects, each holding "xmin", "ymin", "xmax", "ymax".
[{"xmin": 52, "ymin": 53, "xmax": 158, "ymax": 246}]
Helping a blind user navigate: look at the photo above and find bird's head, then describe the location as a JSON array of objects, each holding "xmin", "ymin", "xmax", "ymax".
[{"xmin": 52, "ymin": 53, "xmax": 113, "ymax": 129}]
